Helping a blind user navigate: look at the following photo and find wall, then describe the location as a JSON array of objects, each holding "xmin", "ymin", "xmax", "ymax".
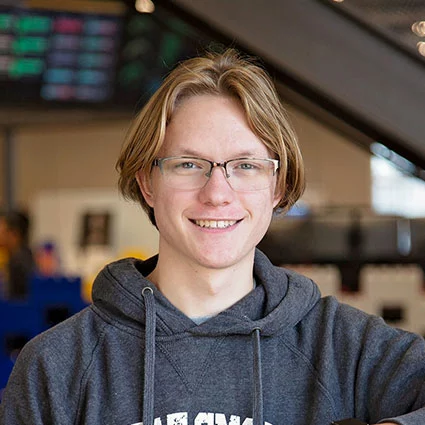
[
  {"xmin": 288, "ymin": 105, "xmax": 371, "ymax": 209},
  {"xmin": 14, "ymin": 119, "xmax": 130, "ymax": 207}
]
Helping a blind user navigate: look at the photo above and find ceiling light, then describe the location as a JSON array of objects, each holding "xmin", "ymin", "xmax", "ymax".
[
  {"xmin": 135, "ymin": 0, "xmax": 155, "ymax": 13},
  {"xmin": 332, "ymin": 0, "xmax": 344, "ymax": 3},
  {"xmin": 412, "ymin": 21, "xmax": 425, "ymax": 37},
  {"xmin": 417, "ymin": 41, "xmax": 425, "ymax": 56}
]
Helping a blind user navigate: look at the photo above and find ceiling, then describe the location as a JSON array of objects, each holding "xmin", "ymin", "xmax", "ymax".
[
  {"xmin": 323, "ymin": 0, "xmax": 425, "ymax": 64},
  {"xmin": 171, "ymin": 0, "xmax": 425, "ymax": 174}
]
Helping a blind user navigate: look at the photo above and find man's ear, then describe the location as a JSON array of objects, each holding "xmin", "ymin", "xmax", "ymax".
[{"xmin": 136, "ymin": 171, "xmax": 155, "ymax": 208}]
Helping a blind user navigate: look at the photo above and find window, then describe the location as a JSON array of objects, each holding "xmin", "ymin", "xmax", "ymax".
[{"xmin": 371, "ymin": 153, "xmax": 425, "ymax": 218}]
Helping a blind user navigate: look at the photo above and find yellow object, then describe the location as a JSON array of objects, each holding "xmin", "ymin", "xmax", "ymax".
[
  {"xmin": 119, "ymin": 248, "xmax": 149, "ymax": 260},
  {"xmin": 82, "ymin": 277, "xmax": 94, "ymax": 304},
  {"xmin": 80, "ymin": 248, "xmax": 152, "ymax": 304},
  {"xmin": 0, "ymin": 247, "xmax": 8, "ymax": 277}
]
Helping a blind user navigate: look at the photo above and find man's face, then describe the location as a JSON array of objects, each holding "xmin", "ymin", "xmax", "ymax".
[{"xmin": 139, "ymin": 94, "xmax": 280, "ymax": 271}]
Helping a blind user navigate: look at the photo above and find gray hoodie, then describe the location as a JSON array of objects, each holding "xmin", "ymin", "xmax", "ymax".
[{"xmin": 1, "ymin": 250, "xmax": 425, "ymax": 425}]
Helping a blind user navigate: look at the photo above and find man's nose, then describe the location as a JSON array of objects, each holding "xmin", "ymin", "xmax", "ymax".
[{"xmin": 198, "ymin": 166, "xmax": 235, "ymax": 205}]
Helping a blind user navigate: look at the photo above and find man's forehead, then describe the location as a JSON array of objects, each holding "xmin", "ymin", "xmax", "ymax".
[{"xmin": 157, "ymin": 94, "xmax": 271, "ymax": 159}]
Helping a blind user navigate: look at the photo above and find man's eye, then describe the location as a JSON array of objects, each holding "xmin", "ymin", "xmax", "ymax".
[
  {"xmin": 180, "ymin": 162, "xmax": 198, "ymax": 169},
  {"xmin": 236, "ymin": 162, "xmax": 258, "ymax": 170},
  {"xmin": 240, "ymin": 163, "xmax": 254, "ymax": 169},
  {"xmin": 173, "ymin": 161, "xmax": 206, "ymax": 171}
]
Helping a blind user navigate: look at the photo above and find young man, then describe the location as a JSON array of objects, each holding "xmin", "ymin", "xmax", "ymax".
[{"xmin": 1, "ymin": 50, "xmax": 424, "ymax": 425}]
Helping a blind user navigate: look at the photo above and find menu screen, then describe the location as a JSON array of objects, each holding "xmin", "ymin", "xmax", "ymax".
[
  {"xmin": 0, "ymin": 0, "xmax": 127, "ymax": 104},
  {"xmin": 0, "ymin": 0, "xmax": 212, "ymax": 109}
]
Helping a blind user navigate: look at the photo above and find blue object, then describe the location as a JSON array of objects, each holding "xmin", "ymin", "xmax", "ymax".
[{"xmin": 0, "ymin": 274, "xmax": 88, "ymax": 398}]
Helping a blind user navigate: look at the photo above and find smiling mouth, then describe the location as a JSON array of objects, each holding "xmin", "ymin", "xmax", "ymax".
[{"xmin": 191, "ymin": 219, "xmax": 240, "ymax": 229}]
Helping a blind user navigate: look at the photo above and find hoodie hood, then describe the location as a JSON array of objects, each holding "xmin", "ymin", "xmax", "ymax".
[
  {"xmin": 92, "ymin": 249, "xmax": 322, "ymax": 425},
  {"xmin": 92, "ymin": 249, "xmax": 321, "ymax": 338}
]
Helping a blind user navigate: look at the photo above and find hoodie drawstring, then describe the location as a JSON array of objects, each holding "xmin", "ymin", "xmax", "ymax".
[
  {"xmin": 251, "ymin": 327, "xmax": 264, "ymax": 425},
  {"xmin": 142, "ymin": 287, "xmax": 156, "ymax": 425},
  {"xmin": 141, "ymin": 287, "xmax": 264, "ymax": 425}
]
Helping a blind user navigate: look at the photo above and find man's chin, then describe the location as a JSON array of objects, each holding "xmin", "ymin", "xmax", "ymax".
[{"xmin": 193, "ymin": 249, "xmax": 254, "ymax": 271}]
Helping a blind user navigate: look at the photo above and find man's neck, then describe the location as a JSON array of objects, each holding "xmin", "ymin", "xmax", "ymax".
[{"xmin": 147, "ymin": 252, "xmax": 255, "ymax": 318}]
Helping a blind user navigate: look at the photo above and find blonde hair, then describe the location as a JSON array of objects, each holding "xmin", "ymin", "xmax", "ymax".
[{"xmin": 116, "ymin": 48, "xmax": 305, "ymax": 225}]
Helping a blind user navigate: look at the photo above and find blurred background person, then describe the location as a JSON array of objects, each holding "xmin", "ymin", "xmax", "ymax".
[
  {"xmin": 0, "ymin": 212, "xmax": 8, "ymax": 296},
  {"xmin": 0, "ymin": 210, "xmax": 35, "ymax": 300}
]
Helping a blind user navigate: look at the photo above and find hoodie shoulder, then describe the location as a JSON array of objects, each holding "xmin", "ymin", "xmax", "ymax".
[
  {"xmin": 1, "ymin": 306, "xmax": 106, "ymax": 424},
  {"xmin": 16, "ymin": 306, "xmax": 105, "ymax": 377}
]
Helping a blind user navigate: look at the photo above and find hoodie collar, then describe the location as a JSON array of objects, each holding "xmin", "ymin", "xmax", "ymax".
[{"xmin": 92, "ymin": 249, "xmax": 321, "ymax": 337}]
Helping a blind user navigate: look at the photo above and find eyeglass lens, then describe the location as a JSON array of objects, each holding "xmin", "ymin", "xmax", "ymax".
[{"xmin": 157, "ymin": 157, "xmax": 276, "ymax": 191}]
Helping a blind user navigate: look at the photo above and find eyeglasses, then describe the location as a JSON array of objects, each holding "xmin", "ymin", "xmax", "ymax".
[{"xmin": 152, "ymin": 156, "xmax": 279, "ymax": 191}]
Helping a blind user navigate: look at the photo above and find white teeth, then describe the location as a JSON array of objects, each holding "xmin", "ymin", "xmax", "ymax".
[{"xmin": 194, "ymin": 220, "xmax": 237, "ymax": 229}]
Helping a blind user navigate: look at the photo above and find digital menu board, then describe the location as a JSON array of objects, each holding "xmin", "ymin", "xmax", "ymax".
[
  {"xmin": 0, "ymin": 0, "xmax": 212, "ymax": 109},
  {"xmin": 0, "ymin": 0, "xmax": 126, "ymax": 104}
]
